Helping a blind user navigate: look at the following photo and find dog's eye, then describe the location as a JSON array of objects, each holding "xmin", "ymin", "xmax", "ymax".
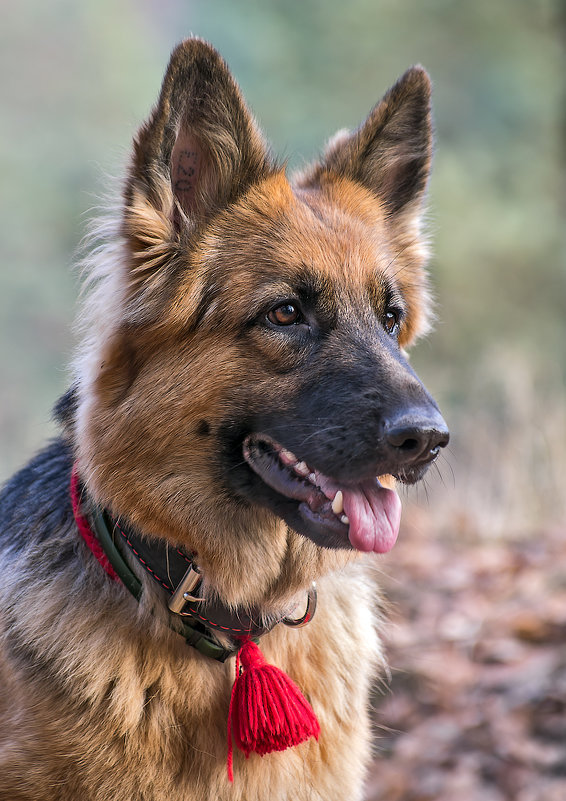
[
  {"xmin": 267, "ymin": 303, "xmax": 302, "ymax": 327},
  {"xmin": 384, "ymin": 309, "xmax": 400, "ymax": 336}
]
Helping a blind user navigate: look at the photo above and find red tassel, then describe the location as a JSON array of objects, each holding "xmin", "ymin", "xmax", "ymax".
[{"xmin": 226, "ymin": 638, "xmax": 320, "ymax": 781}]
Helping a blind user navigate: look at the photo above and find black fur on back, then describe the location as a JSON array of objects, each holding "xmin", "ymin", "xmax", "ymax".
[{"xmin": 0, "ymin": 437, "xmax": 74, "ymax": 560}]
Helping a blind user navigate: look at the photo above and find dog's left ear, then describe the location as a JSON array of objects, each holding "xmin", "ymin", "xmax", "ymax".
[{"xmin": 298, "ymin": 66, "xmax": 432, "ymax": 220}]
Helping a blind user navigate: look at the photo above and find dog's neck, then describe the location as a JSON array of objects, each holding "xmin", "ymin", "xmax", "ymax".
[{"xmin": 72, "ymin": 467, "xmax": 316, "ymax": 661}]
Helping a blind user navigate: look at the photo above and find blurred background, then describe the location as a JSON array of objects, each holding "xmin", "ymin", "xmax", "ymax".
[{"xmin": 1, "ymin": 1, "xmax": 565, "ymax": 798}]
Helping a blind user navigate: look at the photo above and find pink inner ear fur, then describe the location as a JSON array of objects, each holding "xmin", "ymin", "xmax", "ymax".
[{"xmin": 170, "ymin": 130, "xmax": 203, "ymax": 216}]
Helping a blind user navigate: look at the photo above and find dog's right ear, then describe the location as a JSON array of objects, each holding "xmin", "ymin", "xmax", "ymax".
[{"xmin": 123, "ymin": 39, "xmax": 271, "ymax": 251}]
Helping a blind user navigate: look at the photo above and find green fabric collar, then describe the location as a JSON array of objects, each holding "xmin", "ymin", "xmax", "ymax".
[{"xmin": 90, "ymin": 506, "xmax": 237, "ymax": 663}]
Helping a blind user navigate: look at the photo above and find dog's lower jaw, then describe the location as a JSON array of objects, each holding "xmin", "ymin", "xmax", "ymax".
[{"xmin": 241, "ymin": 434, "xmax": 402, "ymax": 554}]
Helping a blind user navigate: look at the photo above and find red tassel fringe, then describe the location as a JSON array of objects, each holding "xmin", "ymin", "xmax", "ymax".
[{"xmin": 227, "ymin": 638, "xmax": 320, "ymax": 781}]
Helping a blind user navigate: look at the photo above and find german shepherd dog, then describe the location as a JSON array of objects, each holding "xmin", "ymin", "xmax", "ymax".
[{"xmin": 0, "ymin": 39, "xmax": 448, "ymax": 800}]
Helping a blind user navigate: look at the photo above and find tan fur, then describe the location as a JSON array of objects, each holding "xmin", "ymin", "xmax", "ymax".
[
  {"xmin": 0, "ymin": 39, "xmax": 439, "ymax": 800},
  {"xmin": 0, "ymin": 549, "xmax": 382, "ymax": 800}
]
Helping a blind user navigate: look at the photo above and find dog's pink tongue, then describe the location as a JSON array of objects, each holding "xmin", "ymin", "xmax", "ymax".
[
  {"xmin": 315, "ymin": 474, "xmax": 402, "ymax": 553},
  {"xmin": 342, "ymin": 481, "xmax": 401, "ymax": 553}
]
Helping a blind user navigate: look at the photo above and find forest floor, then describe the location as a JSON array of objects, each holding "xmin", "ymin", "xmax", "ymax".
[{"xmin": 366, "ymin": 505, "xmax": 566, "ymax": 801}]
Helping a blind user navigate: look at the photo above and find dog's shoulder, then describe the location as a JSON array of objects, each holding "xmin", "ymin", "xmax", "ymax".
[{"xmin": 0, "ymin": 436, "xmax": 74, "ymax": 559}]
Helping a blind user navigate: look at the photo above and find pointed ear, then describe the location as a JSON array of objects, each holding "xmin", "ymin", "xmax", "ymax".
[
  {"xmin": 298, "ymin": 66, "xmax": 432, "ymax": 218},
  {"xmin": 124, "ymin": 38, "xmax": 272, "ymax": 236}
]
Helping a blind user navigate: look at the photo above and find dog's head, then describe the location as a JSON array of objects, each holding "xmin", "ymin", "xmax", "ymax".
[{"xmin": 75, "ymin": 40, "xmax": 448, "ymax": 601}]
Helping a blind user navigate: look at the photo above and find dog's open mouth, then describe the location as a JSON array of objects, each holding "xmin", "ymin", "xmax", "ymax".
[{"xmin": 243, "ymin": 434, "xmax": 401, "ymax": 553}]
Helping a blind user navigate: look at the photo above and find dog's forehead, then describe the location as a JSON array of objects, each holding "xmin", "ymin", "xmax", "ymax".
[
  {"xmin": 196, "ymin": 172, "xmax": 397, "ymax": 293},
  {"xmin": 170, "ymin": 171, "xmax": 430, "ymax": 345}
]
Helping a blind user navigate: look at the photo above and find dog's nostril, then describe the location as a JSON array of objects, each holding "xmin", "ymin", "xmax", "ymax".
[
  {"xmin": 385, "ymin": 423, "xmax": 449, "ymax": 463},
  {"xmin": 397, "ymin": 436, "xmax": 420, "ymax": 453},
  {"xmin": 386, "ymin": 427, "xmax": 427, "ymax": 456}
]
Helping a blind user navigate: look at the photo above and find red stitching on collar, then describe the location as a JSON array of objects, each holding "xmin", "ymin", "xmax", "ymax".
[
  {"xmin": 112, "ymin": 520, "xmax": 254, "ymax": 635},
  {"xmin": 71, "ymin": 467, "xmax": 119, "ymax": 581}
]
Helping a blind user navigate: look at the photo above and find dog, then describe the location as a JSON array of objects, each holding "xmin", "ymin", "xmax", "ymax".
[{"xmin": 0, "ymin": 39, "xmax": 448, "ymax": 800}]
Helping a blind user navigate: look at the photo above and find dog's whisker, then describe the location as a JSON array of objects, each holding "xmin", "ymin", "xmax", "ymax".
[
  {"xmin": 384, "ymin": 236, "xmax": 422, "ymax": 273},
  {"xmin": 437, "ymin": 451, "xmax": 456, "ymax": 489}
]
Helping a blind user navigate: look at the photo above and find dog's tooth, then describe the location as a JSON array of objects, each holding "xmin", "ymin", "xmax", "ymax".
[
  {"xmin": 280, "ymin": 448, "xmax": 297, "ymax": 466},
  {"xmin": 294, "ymin": 461, "xmax": 310, "ymax": 477},
  {"xmin": 331, "ymin": 490, "xmax": 344, "ymax": 516},
  {"xmin": 340, "ymin": 514, "xmax": 349, "ymax": 525},
  {"xmin": 308, "ymin": 472, "xmax": 317, "ymax": 484}
]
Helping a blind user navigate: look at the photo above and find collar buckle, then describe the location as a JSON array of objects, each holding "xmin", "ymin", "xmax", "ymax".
[{"xmin": 167, "ymin": 564, "xmax": 204, "ymax": 613}]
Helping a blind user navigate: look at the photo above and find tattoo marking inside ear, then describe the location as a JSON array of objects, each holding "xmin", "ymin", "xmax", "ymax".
[{"xmin": 174, "ymin": 150, "xmax": 199, "ymax": 194}]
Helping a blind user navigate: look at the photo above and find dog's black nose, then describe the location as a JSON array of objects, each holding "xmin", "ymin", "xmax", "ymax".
[{"xmin": 384, "ymin": 412, "xmax": 449, "ymax": 465}]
